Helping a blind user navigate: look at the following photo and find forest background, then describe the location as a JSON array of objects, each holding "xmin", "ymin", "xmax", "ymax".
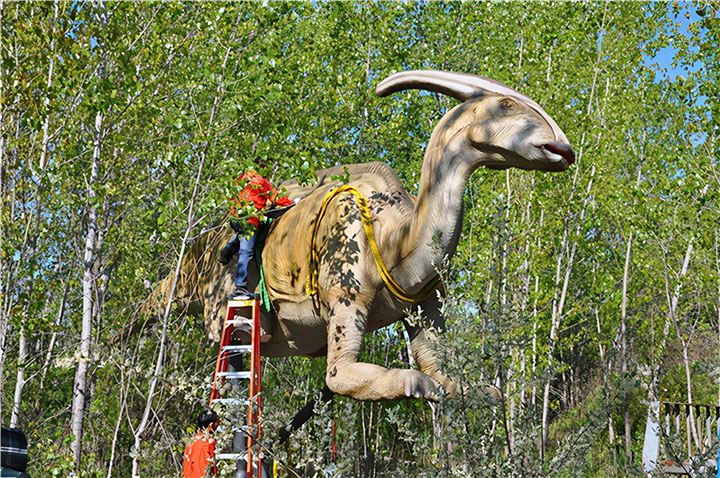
[{"xmin": 2, "ymin": 1, "xmax": 719, "ymax": 477}]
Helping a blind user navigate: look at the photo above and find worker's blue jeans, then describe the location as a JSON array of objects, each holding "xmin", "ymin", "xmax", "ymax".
[{"xmin": 230, "ymin": 232, "xmax": 255, "ymax": 288}]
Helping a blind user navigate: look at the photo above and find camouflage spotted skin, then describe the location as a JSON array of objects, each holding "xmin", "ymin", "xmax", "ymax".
[{"xmin": 146, "ymin": 71, "xmax": 575, "ymax": 401}]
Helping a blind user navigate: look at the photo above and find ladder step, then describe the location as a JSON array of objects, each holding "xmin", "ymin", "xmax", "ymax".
[
  {"xmin": 215, "ymin": 453, "xmax": 246, "ymax": 460},
  {"xmin": 211, "ymin": 398, "xmax": 249, "ymax": 406},
  {"xmin": 227, "ymin": 299, "xmax": 257, "ymax": 308},
  {"xmin": 222, "ymin": 345, "xmax": 253, "ymax": 354},
  {"xmin": 217, "ymin": 371, "xmax": 252, "ymax": 379},
  {"xmin": 216, "ymin": 425, "xmax": 250, "ymax": 433},
  {"xmin": 215, "ymin": 453, "xmax": 266, "ymax": 463},
  {"xmin": 226, "ymin": 319, "xmax": 252, "ymax": 328}
]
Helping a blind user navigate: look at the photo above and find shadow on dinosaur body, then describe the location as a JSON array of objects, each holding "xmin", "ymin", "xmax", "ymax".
[{"xmin": 146, "ymin": 70, "xmax": 575, "ymax": 402}]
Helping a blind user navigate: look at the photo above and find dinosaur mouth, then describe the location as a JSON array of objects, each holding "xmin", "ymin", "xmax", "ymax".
[{"xmin": 542, "ymin": 142, "xmax": 575, "ymax": 165}]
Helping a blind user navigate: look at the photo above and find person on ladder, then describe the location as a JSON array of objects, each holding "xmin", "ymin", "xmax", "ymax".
[
  {"xmin": 183, "ymin": 409, "xmax": 219, "ymax": 478},
  {"xmin": 220, "ymin": 158, "xmax": 293, "ymax": 301}
]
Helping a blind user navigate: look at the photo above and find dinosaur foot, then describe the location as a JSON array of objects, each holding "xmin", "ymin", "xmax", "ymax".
[{"xmin": 402, "ymin": 370, "xmax": 441, "ymax": 401}]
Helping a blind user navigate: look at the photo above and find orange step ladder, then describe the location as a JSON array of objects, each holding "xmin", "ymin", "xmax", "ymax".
[{"xmin": 209, "ymin": 298, "xmax": 263, "ymax": 477}]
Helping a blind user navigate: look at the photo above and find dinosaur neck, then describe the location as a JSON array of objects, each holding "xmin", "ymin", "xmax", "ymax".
[{"xmin": 391, "ymin": 127, "xmax": 484, "ymax": 293}]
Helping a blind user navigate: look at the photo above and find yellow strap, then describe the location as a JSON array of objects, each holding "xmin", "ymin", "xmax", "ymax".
[{"xmin": 306, "ymin": 185, "xmax": 439, "ymax": 303}]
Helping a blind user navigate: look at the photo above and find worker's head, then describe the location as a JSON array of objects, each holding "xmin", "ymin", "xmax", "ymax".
[{"xmin": 198, "ymin": 409, "xmax": 219, "ymax": 430}]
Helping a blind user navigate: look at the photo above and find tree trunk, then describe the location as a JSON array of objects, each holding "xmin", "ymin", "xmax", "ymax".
[
  {"xmin": 595, "ymin": 306, "xmax": 615, "ymax": 447},
  {"xmin": 681, "ymin": 342, "xmax": 701, "ymax": 449},
  {"xmin": 9, "ymin": 320, "xmax": 27, "ymax": 427},
  {"xmin": 70, "ymin": 108, "xmax": 104, "ymax": 470},
  {"xmin": 651, "ymin": 238, "xmax": 693, "ymax": 399},
  {"xmin": 621, "ymin": 232, "xmax": 632, "ymax": 460},
  {"xmin": 70, "ymin": 0, "xmax": 109, "ymax": 467},
  {"xmin": 717, "ymin": 230, "xmax": 720, "ymax": 406},
  {"xmin": 531, "ymin": 204, "xmax": 543, "ymax": 410}
]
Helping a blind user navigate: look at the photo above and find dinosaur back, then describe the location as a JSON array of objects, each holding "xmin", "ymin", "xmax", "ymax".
[{"xmin": 263, "ymin": 162, "xmax": 414, "ymax": 303}]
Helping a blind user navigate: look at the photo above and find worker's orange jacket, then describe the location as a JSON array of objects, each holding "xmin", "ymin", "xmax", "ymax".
[
  {"xmin": 182, "ymin": 430, "xmax": 216, "ymax": 478},
  {"xmin": 231, "ymin": 170, "xmax": 293, "ymax": 227}
]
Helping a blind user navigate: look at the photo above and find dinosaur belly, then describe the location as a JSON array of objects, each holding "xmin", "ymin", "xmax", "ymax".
[{"xmin": 261, "ymin": 297, "xmax": 328, "ymax": 357}]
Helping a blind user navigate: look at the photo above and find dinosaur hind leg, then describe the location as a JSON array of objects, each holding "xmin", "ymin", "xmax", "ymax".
[{"xmin": 325, "ymin": 300, "xmax": 439, "ymax": 401}]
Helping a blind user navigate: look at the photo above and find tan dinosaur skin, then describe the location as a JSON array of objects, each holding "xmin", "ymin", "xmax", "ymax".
[{"xmin": 145, "ymin": 71, "xmax": 575, "ymax": 401}]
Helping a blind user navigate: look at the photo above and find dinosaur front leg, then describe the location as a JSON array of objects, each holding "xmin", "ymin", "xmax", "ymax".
[
  {"xmin": 325, "ymin": 300, "xmax": 440, "ymax": 401},
  {"xmin": 403, "ymin": 297, "xmax": 457, "ymax": 395}
]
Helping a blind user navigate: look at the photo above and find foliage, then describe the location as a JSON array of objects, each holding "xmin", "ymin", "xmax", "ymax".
[{"xmin": 1, "ymin": 1, "xmax": 718, "ymax": 477}]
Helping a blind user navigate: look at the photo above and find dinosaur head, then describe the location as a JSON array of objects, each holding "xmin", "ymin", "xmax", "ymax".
[{"xmin": 376, "ymin": 70, "xmax": 574, "ymax": 172}]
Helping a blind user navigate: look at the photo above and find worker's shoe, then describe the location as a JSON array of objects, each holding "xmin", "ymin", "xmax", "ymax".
[
  {"xmin": 229, "ymin": 286, "xmax": 255, "ymax": 301},
  {"xmin": 219, "ymin": 241, "xmax": 239, "ymax": 265}
]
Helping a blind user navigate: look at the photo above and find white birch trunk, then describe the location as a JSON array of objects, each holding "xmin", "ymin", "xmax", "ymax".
[
  {"xmin": 651, "ymin": 238, "xmax": 693, "ymax": 400},
  {"xmin": 9, "ymin": 321, "xmax": 26, "ymax": 427},
  {"xmin": 621, "ymin": 232, "xmax": 632, "ymax": 458},
  {"xmin": 716, "ymin": 230, "xmax": 720, "ymax": 406},
  {"xmin": 70, "ymin": 109, "xmax": 104, "ymax": 468},
  {"xmin": 503, "ymin": 169, "xmax": 514, "ymax": 451},
  {"xmin": 39, "ymin": 1, "xmax": 58, "ymax": 172},
  {"xmin": 519, "ymin": 176, "xmax": 534, "ymax": 406},
  {"xmin": 681, "ymin": 343, "xmax": 701, "ymax": 449},
  {"xmin": 532, "ymin": 273, "xmax": 539, "ymax": 408},
  {"xmin": 531, "ymin": 206, "xmax": 543, "ymax": 410},
  {"xmin": 658, "ymin": 239, "xmax": 697, "ymax": 451},
  {"xmin": 70, "ymin": 0, "xmax": 108, "ymax": 466}
]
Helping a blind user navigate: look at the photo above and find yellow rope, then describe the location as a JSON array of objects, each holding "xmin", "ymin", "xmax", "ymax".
[{"xmin": 306, "ymin": 185, "xmax": 439, "ymax": 303}]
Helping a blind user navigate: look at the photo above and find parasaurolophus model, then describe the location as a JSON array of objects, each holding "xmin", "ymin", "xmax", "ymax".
[{"xmin": 144, "ymin": 70, "xmax": 575, "ymax": 402}]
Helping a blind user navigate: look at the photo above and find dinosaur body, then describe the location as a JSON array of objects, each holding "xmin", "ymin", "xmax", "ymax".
[
  {"xmin": 145, "ymin": 70, "xmax": 575, "ymax": 401},
  {"xmin": 261, "ymin": 162, "xmax": 429, "ymax": 356}
]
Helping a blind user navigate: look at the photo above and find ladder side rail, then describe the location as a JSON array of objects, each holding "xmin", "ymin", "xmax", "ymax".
[
  {"xmin": 255, "ymin": 299, "xmax": 262, "ymax": 477},
  {"xmin": 210, "ymin": 306, "xmax": 235, "ymax": 406},
  {"xmin": 246, "ymin": 300, "xmax": 262, "ymax": 477}
]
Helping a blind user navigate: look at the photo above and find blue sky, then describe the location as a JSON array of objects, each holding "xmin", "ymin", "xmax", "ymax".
[
  {"xmin": 645, "ymin": 2, "xmax": 711, "ymax": 145},
  {"xmin": 646, "ymin": 2, "xmax": 705, "ymax": 82}
]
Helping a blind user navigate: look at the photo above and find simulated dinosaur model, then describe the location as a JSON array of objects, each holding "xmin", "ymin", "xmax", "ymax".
[{"xmin": 145, "ymin": 70, "xmax": 575, "ymax": 401}]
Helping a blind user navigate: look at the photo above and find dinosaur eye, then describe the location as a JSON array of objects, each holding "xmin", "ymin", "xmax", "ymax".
[{"xmin": 499, "ymin": 98, "xmax": 518, "ymax": 109}]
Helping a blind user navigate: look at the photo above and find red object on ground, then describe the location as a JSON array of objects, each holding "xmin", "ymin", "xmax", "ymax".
[
  {"xmin": 183, "ymin": 430, "xmax": 217, "ymax": 478},
  {"xmin": 231, "ymin": 170, "xmax": 293, "ymax": 227}
]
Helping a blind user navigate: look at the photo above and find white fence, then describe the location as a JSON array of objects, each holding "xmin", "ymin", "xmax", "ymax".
[{"xmin": 643, "ymin": 400, "xmax": 720, "ymax": 476}]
